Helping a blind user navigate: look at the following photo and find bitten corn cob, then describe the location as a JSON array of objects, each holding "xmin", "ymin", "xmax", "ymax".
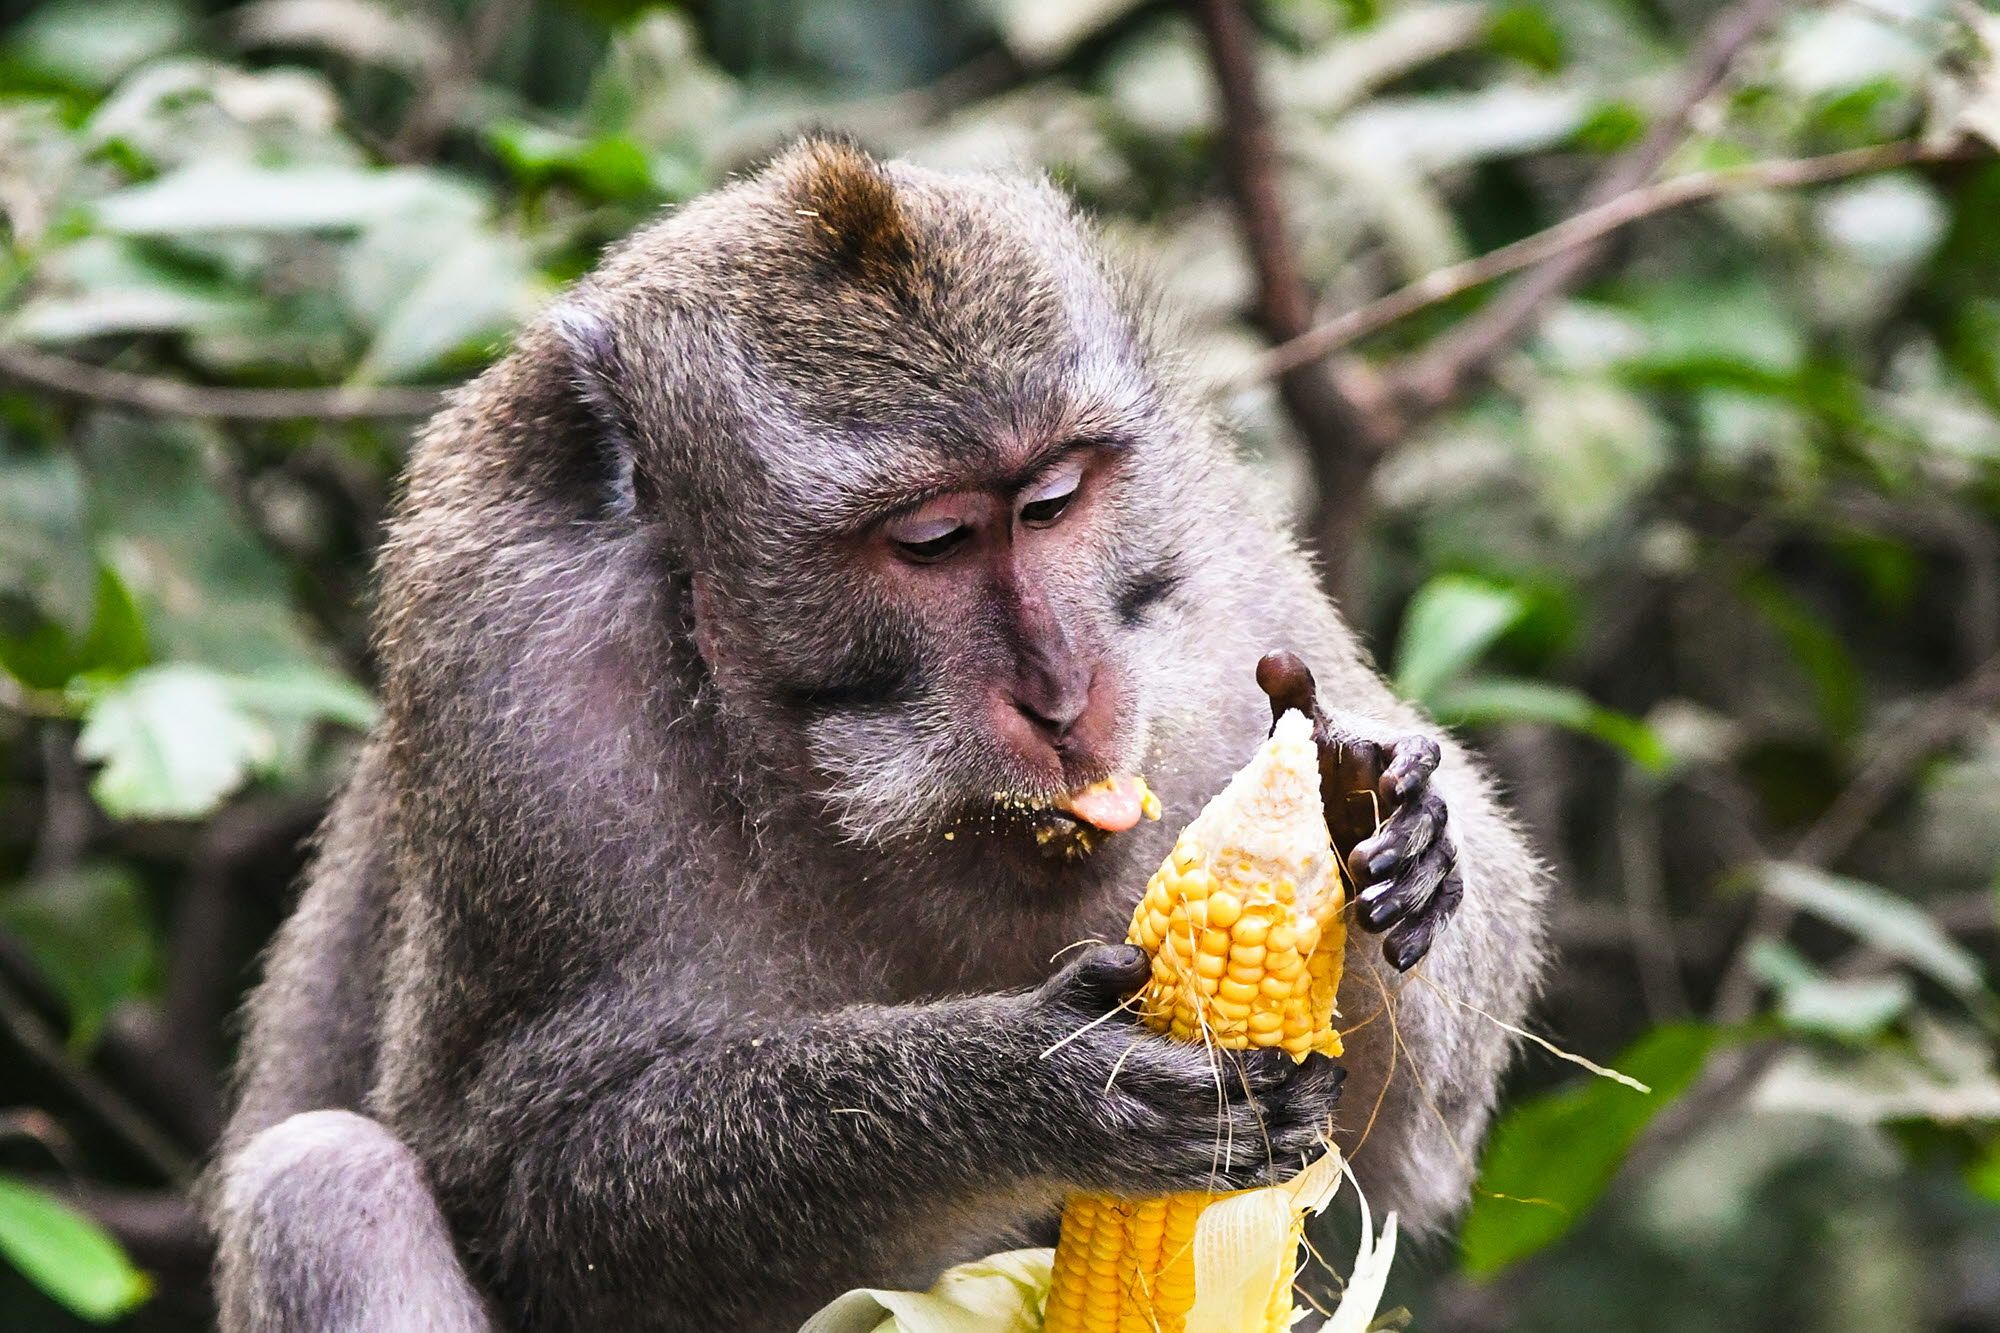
[{"xmin": 1044, "ymin": 710, "xmax": 1345, "ymax": 1333}]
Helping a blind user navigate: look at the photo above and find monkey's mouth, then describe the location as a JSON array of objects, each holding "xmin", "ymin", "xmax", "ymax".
[
  {"xmin": 993, "ymin": 775, "xmax": 1161, "ymax": 860},
  {"xmin": 1057, "ymin": 775, "xmax": 1160, "ymax": 832}
]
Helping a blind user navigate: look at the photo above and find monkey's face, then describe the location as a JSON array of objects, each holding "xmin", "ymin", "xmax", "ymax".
[
  {"xmin": 572, "ymin": 141, "xmax": 1213, "ymax": 873},
  {"xmin": 704, "ymin": 417, "xmax": 1186, "ymax": 865}
]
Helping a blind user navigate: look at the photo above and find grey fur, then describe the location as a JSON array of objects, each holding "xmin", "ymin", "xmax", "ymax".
[{"xmin": 208, "ymin": 138, "xmax": 1548, "ymax": 1333}]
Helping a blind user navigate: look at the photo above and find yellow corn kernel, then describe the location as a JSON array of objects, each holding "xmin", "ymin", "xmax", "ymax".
[{"xmin": 1045, "ymin": 711, "xmax": 1346, "ymax": 1333}]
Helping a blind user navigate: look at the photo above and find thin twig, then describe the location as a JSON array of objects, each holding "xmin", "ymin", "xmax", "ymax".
[
  {"xmin": 1247, "ymin": 137, "xmax": 1988, "ymax": 384},
  {"xmin": 1615, "ymin": 771, "xmax": 1692, "ymax": 1021},
  {"xmin": 1618, "ymin": 650, "xmax": 2000, "ymax": 1185},
  {"xmin": 1190, "ymin": 0, "xmax": 1397, "ymax": 595},
  {"xmin": 38, "ymin": 1181, "xmax": 209, "ymax": 1271},
  {"xmin": 1708, "ymin": 648, "xmax": 2000, "ymax": 1023},
  {"xmin": 1384, "ymin": 0, "xmax": 1791, "ymax": 415},
  {"xmin": 389, "ymin": 0, "xmax": 531, "ymax": 161},
  {"xmin": 0, "ymin": 974, "xmax": 194, "ymax": 1186},
  {"xmin": 0, "ymin": 342, "xmax": 445, "ymax": 422}
]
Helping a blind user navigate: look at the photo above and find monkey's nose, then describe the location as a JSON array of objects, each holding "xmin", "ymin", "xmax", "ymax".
[{"xmin": 1010, "ymin": 670, "xmax": 1094, "ymax": 742}]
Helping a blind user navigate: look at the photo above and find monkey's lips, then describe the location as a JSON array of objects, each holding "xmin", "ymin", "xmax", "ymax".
[{"xmin": 1052, "ymin": 775, "xmax": 1160, "ymax": 833}]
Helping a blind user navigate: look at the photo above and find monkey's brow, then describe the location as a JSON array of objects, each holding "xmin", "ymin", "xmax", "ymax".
[{"xmin": 832, "ymin": 435, "xmax": 1130, "ymax": 530}]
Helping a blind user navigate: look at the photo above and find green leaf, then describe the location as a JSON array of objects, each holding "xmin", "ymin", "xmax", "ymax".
[
  {"xmin": 1757, "ymin": 863, "xmax": 1988, "ymax": 996},
  {"xmin": 1569, "ymin": 100, "xmax": 1645, "ymax": 153},
  {"xmin": 223, "ymin": 664, "xmax": 377, "ymax": 731},
  {"xmin": 1392, "ymin": 575, "xmax": 1528, "ymax": 703},
  {"xmin": 1747, "ymin": 939, "xmax": 1914, "ymax": 1043},
  {"xmin": 1460, "ymin": 1024, "xmax": 1720, "ymax": 1277},
  {"xmin": 0, "ymin": 866, "xmax": 157, "ymax": 1054},
  {"xmin": 1737, "ymin": 575, "xmax": 1863, "ymax": 737},
  {"xmin": 353, "ymin": 231, "xmax": 543, "ymax": 382},
  {"xmin": 488, "ymin": 121, "xmax": 666, "ymax": 202},
  {"xmin": 0, "ymin": 1176, "xmax": 151, "ymax": 1322},
  {"xmin": 1613, "ymin": 280, "xmax": 1810, "ymax": 380},
  {"xmin": 94, "ymin": 163, "xmax": 477, "ymax": 236},
  {"xmin": 80, "ymin": 416, "xmax": 324, "ymax": 676},
  {"xmin": 0, "ymin": 447, "xmax": 98, "ymax": 637},
  {"xmin": 0, "ymin": 564, "xmax": 151, "ymax": 692},
  {"xmin": 4, "ymin": 0, "xmax": 187, "ymax": 91},
  {"xmin": 1431, "ymin": 676, "xmax": 1669, "ymax": 771},
  {"xmin": 73, "ymin": 664, "xmax": 276, "ymax": 820},
  {"xmin": 1486, "ymin": 4, "xmax": 1567, "ymax": 73},
  {"xmin": 1969, "ymin": 1141, "xmax": 2000, "ymax": 1204}
]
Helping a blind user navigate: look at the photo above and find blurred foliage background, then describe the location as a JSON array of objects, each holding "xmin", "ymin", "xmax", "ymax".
[{"xmin": 0, "ymin": 0, "xmax": 1997, "ymax": 1328}]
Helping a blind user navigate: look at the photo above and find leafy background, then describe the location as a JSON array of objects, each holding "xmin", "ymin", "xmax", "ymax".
[{"xmin": 1, "ymin": 0, "xmax": 1997, "ymax": 1328}]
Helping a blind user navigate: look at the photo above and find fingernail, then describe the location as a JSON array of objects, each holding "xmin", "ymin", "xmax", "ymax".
[{"xmin": 1367, "ymin": 849, "xmax": 1399, "ymax": 878}]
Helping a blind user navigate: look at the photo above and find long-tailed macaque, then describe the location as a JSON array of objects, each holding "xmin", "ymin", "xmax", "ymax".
[{"xmin": 210, "ymin": 138, "xmax": 1547, "ymax": 1333}]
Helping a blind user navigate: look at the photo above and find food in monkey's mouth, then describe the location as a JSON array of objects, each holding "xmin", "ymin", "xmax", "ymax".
[
  {"xmin": 990, "ymin": 776, "xmax": 1163, "ymax": 858},
  {"xmin": 1055, "ymin": 774, "xmax": 1163, "ymax": 832},
  {"xmin": 1044, "ymin": 709, "xmax": 1346, "ymax": 1333}
]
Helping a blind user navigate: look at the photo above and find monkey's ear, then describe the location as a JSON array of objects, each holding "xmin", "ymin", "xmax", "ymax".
[
  {"xmin": 787, "ymin": 136, "xmax": 915, "ymax": 286},
  {"xmin": 547, "ymin": 296, "xmax": 639, "ymax": 517}
]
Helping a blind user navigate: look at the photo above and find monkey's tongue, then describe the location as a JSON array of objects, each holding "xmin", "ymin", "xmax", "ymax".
[{"xmin": 1060, "ymin": 776, "xmax": 1155, "ymax": 833}]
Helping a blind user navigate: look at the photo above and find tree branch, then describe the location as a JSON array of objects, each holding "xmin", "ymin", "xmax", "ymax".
[
  {"xmin": 1383, "ymin": 0, "xmax": 1790, "ymax": 415},
  {"xmin": 1189, "ymin": 0, "xmax": 1398, "ymax": 597},
  {"xmin": 0, "ymin": 343, "xmax": 445, "ymax": 422},
  {"xmin": 389, "ymin": 0, "xmax": 533, "ymax": 161},
  {"xmin": 1707, "ymin": 648, "xmax": 2000, "ymax": 1023},
  {"xmin": 0, "ymin": 970, "xmax": 194, "ymax": 1186},
  {"xmin": 1246, "ymin": 136, "xmax": 1990, "ymax": 384},
  {"xmin": 1612, "ymin": 649, "xmax": 2000, "ymax": 1188},
  {"xmin": 38, "ymin": 1181, "xmax": 210, "ymax": 1273}
]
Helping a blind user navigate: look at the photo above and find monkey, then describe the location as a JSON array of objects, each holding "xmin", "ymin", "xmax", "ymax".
[{"xmin": 207, "ymin": 137, "xmax": 1548, "ymax": 1333}]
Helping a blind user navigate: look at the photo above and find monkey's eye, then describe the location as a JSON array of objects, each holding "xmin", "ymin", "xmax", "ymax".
[
  {"xmin": 1019, "ymin": 456, "xmax": 1085, "ymax": 528},
  {"xmin": 886, "ymin": 514, "xmax": 971, "ymax": 564}
]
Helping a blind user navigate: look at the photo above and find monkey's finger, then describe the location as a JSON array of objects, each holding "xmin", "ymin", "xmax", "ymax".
[
  {"xmin": 1383, "ymin": 864, "xmax": 1465, "ymax": 971},
  {"xmin": 1259, "ymin": 1057, "xmax": 1346, "ymax": 1163},
  {"xmin": 1347, "ymin": 788, "xmax": 1446, "ymax": 892},
  {"xmin": 1355, "ymin": 829, "xmax": 1454, "ymax": 934},
  {"xmin": 1255, "ymin": 650, "xmax": 1318, "ymax": 727},
  {"xmin": 1229, "ymin": 1046, "xmax": 1301, "ymax": 1096},
  {"xmin": 1043, "ymin": 943, "xmax": 1150, "ymax": 1014},
  {"xmin": 1378, "ymin": 735, "xmax": 1441, "ymax": 803},
  {"xmin": 1271, "ymin": 1054, "xmax": 1345, "ymax": 1115}
]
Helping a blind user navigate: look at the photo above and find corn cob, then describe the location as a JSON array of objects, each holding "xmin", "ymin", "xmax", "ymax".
[{"xmin": 1044, "ymin": 710, "xmax": 1345, "ymax": 1333}]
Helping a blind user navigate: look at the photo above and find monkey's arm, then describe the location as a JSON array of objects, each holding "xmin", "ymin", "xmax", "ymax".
[
  {"xmin": 414, "ymin": 948, "xmax": 1341, "ymax": 1329},
  {"xmin": 1227, "ymin": 557, "xmax": 1550, "ymax": 1230}
]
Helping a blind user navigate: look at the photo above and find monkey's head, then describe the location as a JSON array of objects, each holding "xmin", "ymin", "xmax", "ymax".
[{"xmin": 543, "ymin": 138, "xmax": 1228, "ymax": 874}]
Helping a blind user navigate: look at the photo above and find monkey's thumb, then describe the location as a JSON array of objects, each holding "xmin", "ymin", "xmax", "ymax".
[{"xmin": 1041, "ymin": 944, "xmax": 1149, "ymax": 1016}]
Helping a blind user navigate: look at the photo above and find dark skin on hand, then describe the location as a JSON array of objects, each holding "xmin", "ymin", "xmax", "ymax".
[{"xmin": 1255, "ymin": 649, "xmax": 1464, "ymax": 972}]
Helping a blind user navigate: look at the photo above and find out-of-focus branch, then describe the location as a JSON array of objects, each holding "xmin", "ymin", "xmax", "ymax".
[
  {"xmin": 1615, "ymin": 771, "xmax": 1692, "ymax": 1021},
  {"xmin": 1247, "ymin": 136, "xmax": 1990, "ymax": 384},
  {"xmin": 1615, "ymin": 650, "xmax": 2000, "ymax": 1184},
  {"xmin": 0, "ymin": 343, "xmax": 444, "ymax": 422},
  {"xmin": 1189, "ymin": 0, "xmax": 1398, "ymax": 596},
  {"xmin": 1383, "ymin": 0, "xmax": 1789, "ymax": 416},
  {"xmin": 43, "ymin": 1181, "xmax": 210, "ymax": 1273},
  {"xmin": 141, "ymin": 792, "xmax": 326, "ymax": 1147},
  {"xmin": 1707, "ymin": 649, "xmax": 2000, "ymax": 1023},
  {"xmin": 0, "ymin": 972, "xmax": 194, "ymax": 1186},
  {"xmin": 389, "ymin": 0, "xmax": 531, "ymax": 161}
]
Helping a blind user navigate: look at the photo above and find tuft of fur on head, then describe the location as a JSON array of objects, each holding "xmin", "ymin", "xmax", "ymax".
[{"xmin": 783, "ymin": 136, "xmax": 916, "ymax": 288}]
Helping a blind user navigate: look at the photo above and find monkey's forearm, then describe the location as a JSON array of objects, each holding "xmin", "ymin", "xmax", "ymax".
[{"xmin": 430, "ymin": 993, "xmax": 1080, "ymax": 1326}]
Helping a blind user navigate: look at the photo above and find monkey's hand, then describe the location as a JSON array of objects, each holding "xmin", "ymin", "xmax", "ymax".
[
  {"xmin": 1256, "ymin": 649, "xmax": 1463, "ymax": 971},
  {"xmin": 1026, "ymin": 944, "xmax": 1346, "ymax": 1194}
]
